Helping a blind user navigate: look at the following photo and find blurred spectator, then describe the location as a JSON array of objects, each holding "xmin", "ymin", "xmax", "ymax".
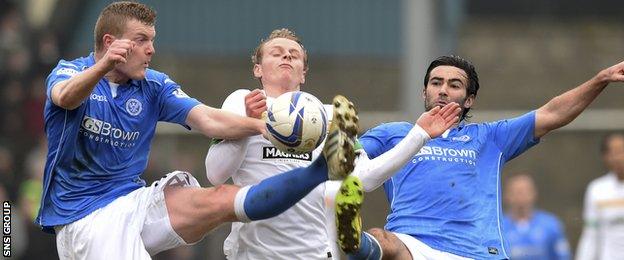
[
  {"xmin": 18, "ymin": 138, "xmax": 57, "ymax": 260},
  {"xmin": 503, "ymin": 172, "xmax": 571, "ymax": 260},
  {"xmin": 576, "ymin": 133, "xmax": 624, "ymax": 260},
  {"xmin": 5, "ymin": 47, "xmax": 31, "ymax": 76},
  {"xmin": 0, "ymin": 4, "xmax": 24, "ymax": 54},
  {"xmin": 2, "ymin": 79, "xmax": 25, "ymax": 106},
  {"xmin": 19, "ymin": 137, "xmax": 46, "ymax": 221},
  {"xmin": 23, "ymin": 74, "xmax": 46, "ymax": 138},
  {"xmin": 0, "ymin": 145, "xmax": 17, "ymax": 197},
  {"xmin": 35, "ymin": 32, "xmax": 60, "ymax": 67},
  {"xmin": 1, "ymin": 80, "xmax": 27, "ymax": 141},
  {"xmin": 0, "ymin": 1, "xmax": 59, "ymax": 259}
]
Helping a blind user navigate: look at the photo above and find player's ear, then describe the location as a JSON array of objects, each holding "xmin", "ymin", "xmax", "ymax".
[
  {"xmin": 421, "ymin": 87, "xmax": 427, "ymax": 100},
  {"xmin": 253, "ymin": 63, "xmax": 262, "ymax": 79},
  {"xmin": 464, "ymin": 94, "xmax": 475, "ymax": 109},
  {"xmin": 102, "ymin": 34, "xmax": 115, "ymax": 50},
  {"xmin": 300, "ymin": 69, "xmax": 306, "ymax": 85}
]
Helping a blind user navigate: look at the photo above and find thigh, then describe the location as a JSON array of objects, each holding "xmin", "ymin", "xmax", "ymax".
[
  {"xmin": 56, "ymin": 191, "xmax": 152, "ymax": 260},
  {"xmin": 393, "ymin": 232, "xmax": 471, "ymax": 260},
  {"xmin": 165, "ymin": 184, "xmax": 240, "ymax": 241},
  {"xmin": 148, "ymin": 171, "xmax": 240, "ymax": 246}
]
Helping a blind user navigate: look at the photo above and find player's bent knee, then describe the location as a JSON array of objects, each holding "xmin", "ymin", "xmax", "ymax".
[
  {"xmin": 368, "ymin": 228, "xmax": 406, "ymax": 259},
  {"xmin": 164, "ymin": 185, "xmax": 240, "ymax": 243}
]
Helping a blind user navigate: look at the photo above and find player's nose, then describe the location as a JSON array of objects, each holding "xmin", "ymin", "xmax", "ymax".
[
  {"xmin": 146, "ymin": 41, "xmax": 155, "ymax": 55},
  {"xmin": 438, "ymin": 84, "xmax": 449, "ymax": 95}
]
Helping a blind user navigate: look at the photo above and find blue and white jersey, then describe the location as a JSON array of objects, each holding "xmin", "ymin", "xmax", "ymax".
[
  {"xmin": 360, "ymin": 111, "xmax": 539, "ymax": 259},
  {"xmin": 502, "ymin": 210, "xmax": 571, "ymax": 260},
  {"xmin": 37, "ymin": 53, "xmax": 200, "ymax": 232}
]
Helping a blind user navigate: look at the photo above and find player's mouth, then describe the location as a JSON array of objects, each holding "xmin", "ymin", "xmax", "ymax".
[
  {"xmin": 435, "ymin": 100, "xmax": 448, "ymax": 106},
  {"xmin": 279, "ymin": 64, "xmax": 293, "ymax": 69},
  {"xmin": 143, "ymin": 61, "xmax": 150, "ymax": 68}
]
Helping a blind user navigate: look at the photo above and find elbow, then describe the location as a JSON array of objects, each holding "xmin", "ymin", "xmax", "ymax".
[
  {"xmin": 206, "ymin": 173, "xmax": 225, "ymax": 186},
  {"xmin": 190, "ymin": 106, "xmax": 221, "ymax": 138},
  {"xmin": 56, "ymin": 93, "xmax": 81, "ymax": 110},
  {"xmin": 205, "ymin": 158, "xmax": 221, "ymax": 185}
]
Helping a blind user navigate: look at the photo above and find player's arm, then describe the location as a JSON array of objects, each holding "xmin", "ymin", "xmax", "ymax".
[
  {"xmin": 51, "ymin": 39, "xmax": 134, "ymax": 110},
  {"xmin": 204, "ymin": 90, "xmax": 253, "ymax": 185},
  {"xmin": 354, "ymin": 103, "xmax": 460, "ymax": 192},
  {"xmin": 205, "ymin": 138, "xmax": 248, "ymax": 185},
  {"xmin": 186, "ymin": 104, "xmax": 266, "ymax": 140},
  {"xmin": 535, "ymin": 61, "xmax": 624, "ymax": 138}
]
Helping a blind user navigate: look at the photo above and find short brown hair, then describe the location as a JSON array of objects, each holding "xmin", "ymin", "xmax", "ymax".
[
  {"xmin": 252, "ymin": 28, "xmax": 308, "ymax": 71},
  {"xmin": 94, "ymin": 1, "xmax": 156, "ymax": 51}
]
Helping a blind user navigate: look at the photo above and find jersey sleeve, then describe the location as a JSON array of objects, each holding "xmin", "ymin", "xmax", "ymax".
[
  {"xmin": 221, "ymin": 89, "xmax": 250, "ymax": 115},
  {"xmin": 359, "ymin": 122, "xmax": 412, "ymax": 202},
  {"xmin": 45, "ymin": 60, "xmax": 83, "ymax": 104},
  {"xmin": 359, "ymin": 122, "xmax": 411, "ymax": 159},
  {"xmin": 486, "ymin": 110, "xmax": 540, "ymax": 162},
  {"xmin": 204, "ymin": 89, "xmax": 251, "ymax": 185},
  {"xmin": 205, "ymin": 137, "xmax": 248, "ymax": 185},
  {"xmin": 157, "ymin": 74, "xmax": 201, "ymax": 127}
]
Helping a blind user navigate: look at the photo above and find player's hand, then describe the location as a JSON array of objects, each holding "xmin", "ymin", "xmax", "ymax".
[
  {"xmin": 416, "ymin": 102, "xmax": 461, "ymax": 138},
  {"xmin": 100, "ymin": 39, "xmax": 135, "ymax": 71},
  {"xmin": 245, "ymin": 89, "xmax": 267, "ymax": 119},
  {"xmin": 598, "ymin": 61, "xmax": 624, "ymax": 84}
]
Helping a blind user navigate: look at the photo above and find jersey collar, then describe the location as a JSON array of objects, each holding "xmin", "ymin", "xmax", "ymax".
[
  {"xmin": 86, "ymin": 52, "xmax": 96, "ymax": 67},
  {"xmin": 442, "ymin": 120, "xmax": 467, "ymax": 138}
]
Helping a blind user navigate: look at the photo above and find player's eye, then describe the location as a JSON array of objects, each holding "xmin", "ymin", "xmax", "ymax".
[{"xmin": 135, "ymin": 37, "xmax": 148, "ymax": 44}]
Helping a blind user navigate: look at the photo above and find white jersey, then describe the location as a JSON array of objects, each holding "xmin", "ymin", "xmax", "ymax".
[
  {"xmin": 576, "ymin": 172, "xmax": 624, "ymax": 260},
  {"xmin": 206, "ymin": 89, "xmax": 335, "ymax": 259}
]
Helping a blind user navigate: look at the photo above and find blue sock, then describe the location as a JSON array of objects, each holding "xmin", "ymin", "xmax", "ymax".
[
  {"xmin": 243, "ymin": 156, "xmax": 328, "ymax": 220},
  {"xmin": 348, "ymin": 232, "xmax": 382, "ymax": 260}
]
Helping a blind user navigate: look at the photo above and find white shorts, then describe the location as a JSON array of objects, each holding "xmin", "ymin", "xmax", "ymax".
[
  {"xmin": 55, "ymin": 171, "xmax": 200, "ymax": 259},
  {"xmin": 394, "ymin": 233, "xmax": 473, "ymax": 260}
]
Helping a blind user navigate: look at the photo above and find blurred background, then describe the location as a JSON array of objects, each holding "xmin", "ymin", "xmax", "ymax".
[{"xmin": 1, "ymin": 0, "xmax": 623, "ymax": 259}]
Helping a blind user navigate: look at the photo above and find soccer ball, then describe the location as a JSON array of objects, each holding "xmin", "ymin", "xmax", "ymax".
[{"xmin": 265, "ymin": 91, "xmax": 328, "ymax": 154}]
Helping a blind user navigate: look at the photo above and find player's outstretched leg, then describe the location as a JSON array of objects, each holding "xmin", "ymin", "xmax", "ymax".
[
  {"xmin": 336, "ymin": 175, "xmax": 365, "ymax": 254},
  {"xmin": 152, "ymin": 96, "xmax": 360, "ymax": 254},
  {"xmin": 324, "ymin": 95, "xmax": 359, "ymax": 180}
]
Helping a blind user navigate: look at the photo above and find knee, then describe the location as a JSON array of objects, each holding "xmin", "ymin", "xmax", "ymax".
[
  {"xmin": 367, "ymin": 228, "xmax": 403, "ymax": 259},
  {"xmin": 191, "ymin": 185, "xmax": 239, "ymax": 217},
  {"xmin": 167, "ymin": 185, "xmax": 239, "ymax": 222}
]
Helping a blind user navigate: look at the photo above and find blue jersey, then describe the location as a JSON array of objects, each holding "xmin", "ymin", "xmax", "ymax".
[
  {"xmin": 37, "ymin": 53, "xmax": 200, "ymax": 232},
  {"xmin": 502, "ymin": 210, "xmax": 570, "ymax": 260},
  {"xmin": 360, "ymin": 111, "xmax": 539, "ymax": 259}
]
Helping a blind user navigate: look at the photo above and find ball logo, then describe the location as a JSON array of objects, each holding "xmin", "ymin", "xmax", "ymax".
[
  {"xmin": 265, "ymin": 91, "xmax": 328, "ymax": 154},
  {"xmin": 125, "ymin": 98, "xmax": 142, "ymax": 116}
]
